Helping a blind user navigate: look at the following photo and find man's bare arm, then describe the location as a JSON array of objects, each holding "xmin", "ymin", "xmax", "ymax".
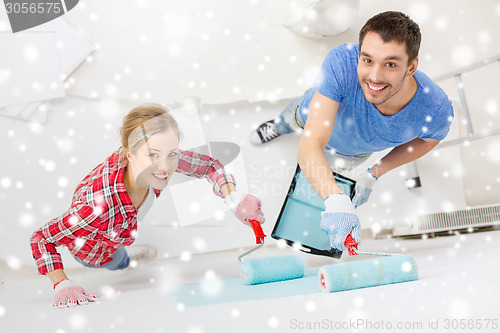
[
  {"xmin": 298, "ymin": 91, "xmax": 342, "ymax": 200},
  {"xmin": 370, "ymin": 137, "xmax": 440, "ymax": 178}
]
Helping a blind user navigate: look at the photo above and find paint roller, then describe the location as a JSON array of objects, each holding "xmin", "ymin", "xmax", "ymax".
[
  {"xmin": 238, "ymin": 220, "xmax": 305, "ymax": 285},
  {"xmin": 319, "ymin": 234, "xmax": 418, "ymax": 293}
]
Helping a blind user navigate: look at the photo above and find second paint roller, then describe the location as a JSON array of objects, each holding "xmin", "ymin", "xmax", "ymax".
[
  {"xmin": 239, "ymin": 220, "xmax": 305, "ymax": 285},
  {"xmin": 319, "ymin": 235, "xmax": 419, "ymax": 293}
]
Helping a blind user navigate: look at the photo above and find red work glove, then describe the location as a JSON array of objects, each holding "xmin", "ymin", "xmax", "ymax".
[
  {"xmin": 53, "ymin": 279, "xmax": 100, "ymax": 309},
  {"xmin": 225, "ymin": 191, "xmax": 265, "ymax": 226}
]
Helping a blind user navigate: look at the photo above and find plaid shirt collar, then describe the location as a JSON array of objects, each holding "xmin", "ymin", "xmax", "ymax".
[{"xmin": 113, "ymin": 161, "xmax": 137, "ymax": 219}]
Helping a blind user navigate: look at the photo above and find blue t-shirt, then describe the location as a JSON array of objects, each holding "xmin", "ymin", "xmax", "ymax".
[{"xmin": 299, "ymin": 43, "xmax": 454, "ymax": 157}]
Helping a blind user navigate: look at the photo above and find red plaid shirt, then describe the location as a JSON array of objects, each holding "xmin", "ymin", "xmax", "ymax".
[{"xmin": 31, "ymin": 148, "xmax": 235, "ymax": 275}]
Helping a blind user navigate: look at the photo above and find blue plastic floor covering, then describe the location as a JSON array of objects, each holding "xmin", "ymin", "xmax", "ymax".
[
  {"xmin": 171, "ymin": 171, "xmax": 357, "ymax": 308},
  {"xmin": 171, "ymin": 269, "xmax": 321, "ymax": 307}
]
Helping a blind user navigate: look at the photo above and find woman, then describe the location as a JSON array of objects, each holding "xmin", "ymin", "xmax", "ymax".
[{"xmin": 30, "ymin": 104, "xmax": 265, "ymax": 309}]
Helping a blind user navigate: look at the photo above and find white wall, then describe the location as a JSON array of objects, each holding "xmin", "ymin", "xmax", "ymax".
[
  {"xmin": 60, "ymin": 0, "xmax": 500, "ymax": 104},
  {"xmin": 1, "ymin": 1, "xmax": 500, "ymax": 267}
]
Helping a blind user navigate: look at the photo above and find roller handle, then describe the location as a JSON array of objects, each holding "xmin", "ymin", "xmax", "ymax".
[
  {"xmin": 345, "ymin": 234, "xmax": 359, "ymax": 256},
  {"xmin": 248, "ymin": 219, "xmax": 266, "ymax": 244},
  {"xmin": 327, "ymin": 235, "xmax": 359, "ymax": 258}
]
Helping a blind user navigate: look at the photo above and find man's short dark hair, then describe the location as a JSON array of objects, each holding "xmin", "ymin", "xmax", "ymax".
[{"xmin": 359, "ymin": 11, "xmax": 421, "ymax": 64}]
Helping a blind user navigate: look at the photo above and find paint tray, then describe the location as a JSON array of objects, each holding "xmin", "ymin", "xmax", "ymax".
[{"xmin": 271, "ymin": 164, "xmax": 356, "ymax": 258}]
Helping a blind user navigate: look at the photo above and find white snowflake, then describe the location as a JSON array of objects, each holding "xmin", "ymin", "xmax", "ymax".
[
  {"xmin": 6, "ymin": 256, "xmax": 21, "ymax": 270},
  {"xmin": 434, "ymin": 16, "xmax": 448, "ymax": 30},
  {"xmin": 180, "ymin": 251, "xmax": 191, "ymax": 262},
  {"xmin": 305, "ymin": 301, "xmax": 316, "ymax": 312},
  {"xmin": 74, "ymin": 238, "xmax": 85, "ymax": 249},
  {"xmin": 448, "ymin": 298, "xmax": 471, "ymax": 318},
  {"xmin": 0, "ymin": 177, "xmax": 11, "ymax": 188},
  {"xmin": 0, "ymin": 69, "xmax": 11, "ymax": 85},
  {"xmin": 451, "ymin": 44, "xmax": 475, "ymax": 67},
  {"xmin": 353, "ymin": 296, "xmax": 365, "ymax": 307},
  {"xmin": 19, "ymin": 212, "xmax": 35, "ymax": 227},
  {"xmin": 407, "ymin": 2, "xmax": 431, "ymax": 23},
  {"xmin": 189, "ymin": 202, "xmax": 201, "ymax": 214},
  {"xmin": 401, "ymin": 261, "xmax": 413, "ymax": 273},
  {"xmin": 68, "ymin": 313, "xmax": 87, "ymax": 330},
  {"xmin": 200, "ymin": 270, "xmax": 222, "ymax": 297},
  {"xmin": 268, "ymin": 317, "xmax": 280, "ymax": 328},
  {"xmin": 57, "ymin": 176, "xmax": 69, "ymax": 188},
  {"xmin": 100, "ymin": 285, "xmax": 118, "ymax": 300},
  {"xmin": 192, "ymin": 237, "xmax": 207, "ymax": 251},
  {"xmin": 486, "ymin": 141, "xmax": 500, "ymax": 164},
  {"xmin": 23, "ymin": 44, "xmax": 39, "ymax": 63}
]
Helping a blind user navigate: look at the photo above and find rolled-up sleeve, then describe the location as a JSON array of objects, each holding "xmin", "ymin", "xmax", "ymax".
[
  {"xmin": 176, "ymin": 149, "xmax": 236, "ymax": 197},
  {"xmin": 30, "ymin": 204, "xmax": 98, "ymax": 275}
]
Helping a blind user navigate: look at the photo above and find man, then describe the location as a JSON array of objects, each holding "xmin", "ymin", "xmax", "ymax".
[{"xmin": 250, "ymin": 11, "xmax": 453, "ymax": 251}]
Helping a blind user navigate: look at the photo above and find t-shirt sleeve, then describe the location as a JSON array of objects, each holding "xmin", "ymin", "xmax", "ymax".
[
  {"xmin": 420, "ymin": 98, "xmax": 454, "ymax": 141},
  {"xmin": 313, "ymin": 45, "xmax": 351, "ymax": 103}
]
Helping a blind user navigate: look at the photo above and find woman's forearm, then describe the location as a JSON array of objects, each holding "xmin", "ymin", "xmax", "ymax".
[
  {"xmin": 47, "ymin": 269, "xmax": 69, "ymax": 285},
  {"xmin": 221, "ymin": 182, "xmax": 236, "ymax": 197}
]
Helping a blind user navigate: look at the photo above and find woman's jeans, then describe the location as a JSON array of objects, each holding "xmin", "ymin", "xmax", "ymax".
[{"xmin": 74, "ymin": 246, "xmax": 130, "ymax": 270}]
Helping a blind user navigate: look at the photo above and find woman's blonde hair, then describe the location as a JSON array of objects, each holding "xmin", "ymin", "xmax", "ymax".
[{"xmin": 119, "ymin": 103, "xmax": 182, "ymax": 154}]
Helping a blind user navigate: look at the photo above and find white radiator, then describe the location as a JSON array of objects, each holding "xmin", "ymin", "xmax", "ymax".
[{"xmin": 393, "ymin": 204, "xmax": 500, "ymax": 237}]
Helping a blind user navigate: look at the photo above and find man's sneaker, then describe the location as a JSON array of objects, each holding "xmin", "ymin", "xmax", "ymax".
[
  {"xmin": 250, "ymin": 119, "xmax": 281, "ymax": 144},
  {"xmin": 126, "ymin": 244, "xmax": 158, "ymax": 265}
]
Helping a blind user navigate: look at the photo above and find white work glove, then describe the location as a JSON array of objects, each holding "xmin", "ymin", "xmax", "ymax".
[
  {"xmin": 225, "ymin": 191, "xmax": 265, "ymax": 226},
  {"xmin": 320, "ymin": 193, "xmax": 361, "ymax": 251},
  {"xmin": 352, "ymin": 168, "xmax": 378, "ymax": 208},
  {"xmin": 53, "ymin": 279, "xmax": 100, "ymax": 309}
]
